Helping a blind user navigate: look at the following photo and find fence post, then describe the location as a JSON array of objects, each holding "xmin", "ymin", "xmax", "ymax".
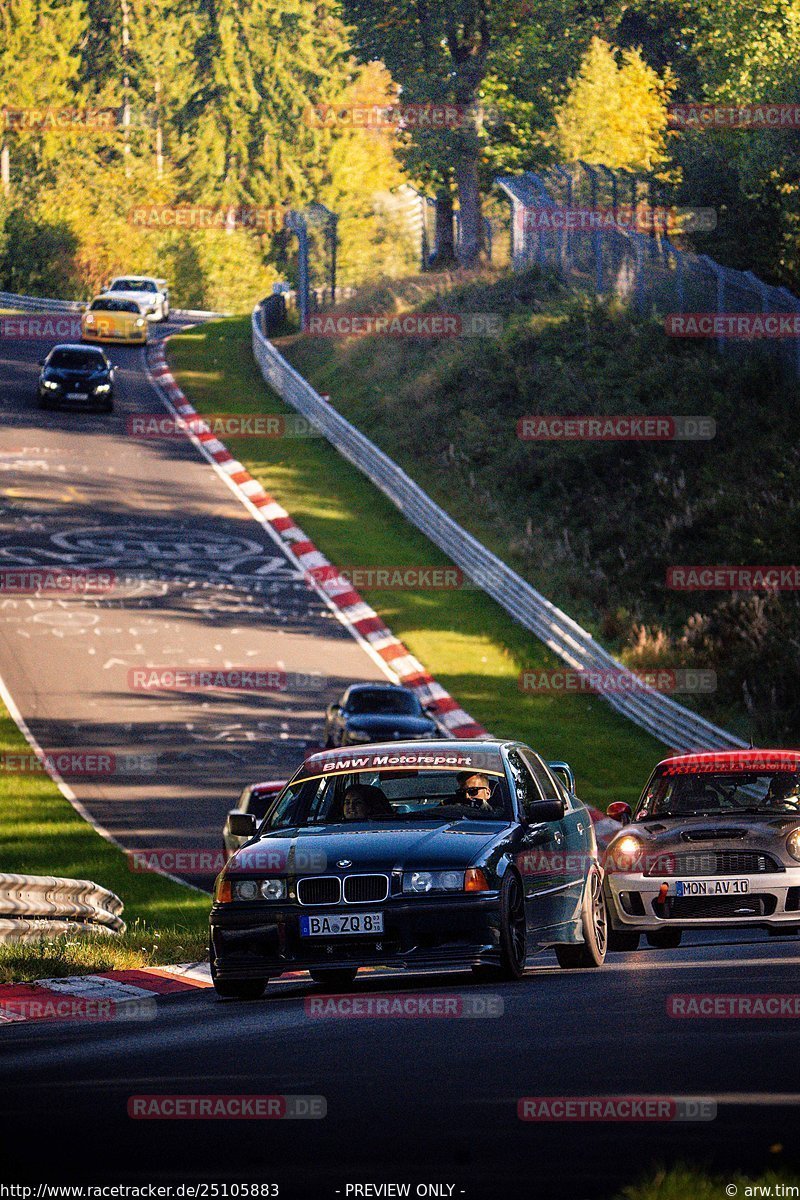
[
  {"xmin": 286, "ymin": 211, "xmax": 310, "ymax": 330},
  {"xmin": 552, "ymin": 164, "xmax": 573, "ymax": 273},
  {"xmin": 776, "ymin": 286, "xmax": 800, "ymax": 379},
  {"xmin": 579, "ymin": 162, "xmax": 603, "ymax": 291},
  {"xmin": 674, "ymin": 247, "xmax": 685, "ymax": 314},
  {"xmin": 701, "ymin": 256, "xmax": 726, "ymax": 355}
]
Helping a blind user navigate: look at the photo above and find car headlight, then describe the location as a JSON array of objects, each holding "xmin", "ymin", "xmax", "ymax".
[
  {"xmin": 787, "ymin": 828, "xmax": 800, "ymax": 862},
  {"xmin": 260, "ymin": 878, "xmax": 286, "ymax": 900},
  {"xmin": 42, "ymin": 379, "xmax": 59, "ymax": 390},
  {"xmin": 136, "ymin": 318, "xmax": 145, "ymax": 327},
  {"xmin": 608, "ymin": 834, "xmax": 644, "ymax": 872},
  {"xmin": 85, "ymin": 315, "xmax": 95, "ymax": 325},
  {"xmin": 403, "ymin": 869, "xmax": 465, "ymax": 894},
  {"xmin": 94, "ymin": 383, "xmax": 111, "ymax": 394}
]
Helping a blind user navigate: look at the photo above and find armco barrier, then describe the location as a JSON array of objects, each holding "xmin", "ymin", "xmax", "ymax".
[
  {"xmin": 0, "ymin": 874, "xmax": 125, "ymax": 941},
  {"xmin": 0, "ymin": 290, "xmax": 222, "ymax": 320},
  {"xmin": 251, "ymin": 309, "xmax": 746, "ymax": 754}
]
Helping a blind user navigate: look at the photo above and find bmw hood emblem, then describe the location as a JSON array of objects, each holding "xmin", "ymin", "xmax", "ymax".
[{"xmin": 337, "ymin": 859, "xmax": 353, "ymax": 868}]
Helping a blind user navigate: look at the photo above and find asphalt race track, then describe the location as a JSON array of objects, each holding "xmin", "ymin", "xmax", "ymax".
[
  {"xmin": 1, "ymin": 320, "xmax": 799, "ymax": 1198},
  {"xmin": 1, "ymin": 932, "xmax": 799, "ymax": 1196},
  {"xmin": 0, "ymin": 319, "xmax": 388, "ymax": 885}
]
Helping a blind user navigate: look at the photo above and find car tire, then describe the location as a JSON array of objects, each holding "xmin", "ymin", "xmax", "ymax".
[
  {"xmin": 646, "ymin": 928, "xmax": 682, "ymax": 949},
  {"xmin": 607, "ymin": 928, "xmax": 640, "ymax": 952},
  {"xmin": 38, "ymin": 396, "xmax": 51, "ymax": 409},
  {"xmin": 212, "ymin": 978, "xmax": 266, "ymax": 1000},
  {"xmin": 309, "ymin": 968, "xmax": 358, "ymax": 989},
  {"xmin": 102, "ymin": 401, "xmax": 114, "ymax": 414},
  {"xmin": 555, "ymin": 868, "xmax": 607, "ymax": 969},
  {"xmin": 496, "ymin": 870, "xmax": 527, "ymax": 980}
]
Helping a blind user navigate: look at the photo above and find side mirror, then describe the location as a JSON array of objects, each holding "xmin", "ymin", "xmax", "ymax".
[
  {"xmin": 326, "ymin": 702, "xmax": 341, "ymax": 718},
  {"xmin": 523, "ymin": 797, "xmax": 566, "ymax": 824},
  {"xmin": 227, "ymin": 812, "xmax": 257, "ymax": 838},
  {"xmin": 607, "ymin": 801, "xmax": 633, "ymax": 826},
  {"xmin": 548, "ymin": 761, "xmax": 575, "ymax": 794}
]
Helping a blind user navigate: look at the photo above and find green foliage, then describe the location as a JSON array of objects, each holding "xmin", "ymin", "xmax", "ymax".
[
  {"xmin": 282, "ymin": 266, "xmax": 800, "ymax": 743},
  {"xmin": 550, "ymin": 37, "xmax": 676, "ymax": 173}
]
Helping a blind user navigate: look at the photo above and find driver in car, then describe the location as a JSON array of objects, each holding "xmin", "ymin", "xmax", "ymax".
[
  {"xmin": 765, "ymin": 774, "xmax": 800, "ymax": 809},
  {"xmin": 453, "ymin": 771, "xmax": 494, "ymax": 811},
  {"xmin": 342, "ymin": 783, "xmax": 392, "ymax": 820}
]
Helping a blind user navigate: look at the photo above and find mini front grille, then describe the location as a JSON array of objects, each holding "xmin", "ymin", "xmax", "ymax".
[
  {"xmin": 343, "ymin": 874, "xmax": 389, "ymax": 904},
  {"xmin": 646, "ymin": 850, "xmax": 782, "ymax": 877},
  {"xmin": 297, "ymin": 876, "xmax": 341, "ymax": 906},
  {"xmin": 657, "ymin": 894, "xmax": 776, "ymax": 920}
]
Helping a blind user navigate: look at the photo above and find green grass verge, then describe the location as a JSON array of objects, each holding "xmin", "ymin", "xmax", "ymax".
[
  {"xmin": 0, "ymin": 701, "xmax": 210, "ymax": 979},
  {"xmin": 619, "ymin": 1165, "xmax": 799, "ymax": 1200},
  {"xmin": 168, "ymin": 317, "xmax": 665, "ymax": 812}
]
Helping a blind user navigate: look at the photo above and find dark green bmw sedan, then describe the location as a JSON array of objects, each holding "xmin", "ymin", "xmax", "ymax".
[{"xmin": 210, "ymin": 739, "xmax": 607, "ymax": 998}]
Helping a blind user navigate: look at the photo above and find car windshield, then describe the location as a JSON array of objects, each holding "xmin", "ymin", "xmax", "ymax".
[
  {"xmin": 90, "ymin": 298, "xmax": 140, "ymax": 313},
  {"xmin": 111, "ymin": 279, "xmax": 156, "ymax": 292},
  {"xmin": 346, "ymin": 689, "xmax": 421, "ymax": 716},
  {"xmin": 264, "ymin": 768, "xmax": 513, "ymax": 828},
  {"xmin": 636, "ymin": 770, "xmax": 800, "ymax": 819},
  {"xmin": 47, "ymin": 349, "xmax": 105, "ymax": 369}
]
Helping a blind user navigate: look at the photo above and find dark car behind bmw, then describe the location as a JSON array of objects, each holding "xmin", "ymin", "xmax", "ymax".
[{"xmin": 38, "ymin": 343, "xmax": 115, "ymax": 412}]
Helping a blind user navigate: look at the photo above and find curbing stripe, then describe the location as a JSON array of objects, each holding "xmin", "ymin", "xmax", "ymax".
[{"xmin": 145, "ymin": 341, "xmax": 488, "ymax": 740}]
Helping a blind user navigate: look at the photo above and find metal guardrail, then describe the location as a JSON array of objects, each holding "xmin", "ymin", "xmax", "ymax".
[
  {"xmin": 251, "ymin": 309, "xmax": 746, "ymax": 754},
  {"xmin": 0, "ymin": 874, "xmax": 125, "ymax": 941},
  {"xmin": 0, "ymin": 290, "xmax": 223, "ymax": 321}
]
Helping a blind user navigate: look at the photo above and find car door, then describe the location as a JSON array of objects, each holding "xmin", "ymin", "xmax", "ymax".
[
  {"xmin": 506, "ymin": 748, "xmax": 565, "ymax": 938},
  {"xmin": 521, "ymin": 749, "xmax": 588, "ymax": 928}
]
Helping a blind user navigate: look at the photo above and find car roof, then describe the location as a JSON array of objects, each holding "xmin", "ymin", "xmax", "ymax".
[
  {"xmin": 111, "ymin": 275, "xmax": 155, "ymax": 282},
  {"xmin": 48, "ymin": 343, "xmax": 105, "ymax": 355},
  {"xmin": 299, "ymin": 739, "xmax": 508, "ymax": 779},
  {"xmin": 345, "ymin": 682, "xmax": 410, "ymax": 692},
  {"xmin": 656, "ymin": 749, "xmax": 800, "ymax": 774}
]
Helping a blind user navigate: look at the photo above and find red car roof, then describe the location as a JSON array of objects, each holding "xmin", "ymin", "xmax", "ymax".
[{"xmin": 657, "ymin": 749, "xmax": 800, "ymax": 775}]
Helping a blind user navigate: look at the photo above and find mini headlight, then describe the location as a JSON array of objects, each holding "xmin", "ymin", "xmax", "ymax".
[
  {"xmin": 233, "ymin": 880, "xmax": 259, "ymax": 901},
  {"xmin": 608, "ymin": 834, "xmax": 644, "ymax": 871},
  {"xmin": 787, "ymin": 828, "xmax": 800, "ymax": 862},
  {"xmin": 260, "ymin": 878, "xmax": 286, "ymax": 900}
]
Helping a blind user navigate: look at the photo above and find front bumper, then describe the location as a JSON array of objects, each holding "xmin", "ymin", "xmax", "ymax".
[
  {"xmin": 605, "ymin": 869, "xmax": 800, "ymax": 930},
  {"xmin": 82, "ymin": 328, "xmax": 147, "ymax": 344},
  {"xmin": 210, "ymin": 894, "xmax": 502, "ymax": 979}
]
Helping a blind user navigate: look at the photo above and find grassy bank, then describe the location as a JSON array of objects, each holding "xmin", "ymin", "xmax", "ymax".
[
  {"xmin": 279, "ymin": 269, "xmax": 800, "ymax": 743},
  {"xmin": 0, "ymin": 700, "xmax": 209, "ymax": 979},
  {"xmin": 169, "ymin": 317, "xmax": 664, "ymax": 813}
]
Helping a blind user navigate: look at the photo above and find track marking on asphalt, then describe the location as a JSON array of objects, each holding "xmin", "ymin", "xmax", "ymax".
[{"xmin": 589, "ymin": 954, "xmax": 800, "ymax": 972}]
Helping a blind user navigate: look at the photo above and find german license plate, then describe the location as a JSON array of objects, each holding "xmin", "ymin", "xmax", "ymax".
[
  {"xmin": 67, "ymin": 392, "xmax": 88, "ymax": 400},
  {"xmin": 675, "ymin": 878, "xmax": 749, "ymax": 897},
  {"xmin": 300, "ymin": 912, "xmax": 384, "ymax": 937}
]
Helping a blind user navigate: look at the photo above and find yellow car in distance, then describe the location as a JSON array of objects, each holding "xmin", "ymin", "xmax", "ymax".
[{"xmin": 82, "ymin": 296, "xmax": 148, "ymax": 345}]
